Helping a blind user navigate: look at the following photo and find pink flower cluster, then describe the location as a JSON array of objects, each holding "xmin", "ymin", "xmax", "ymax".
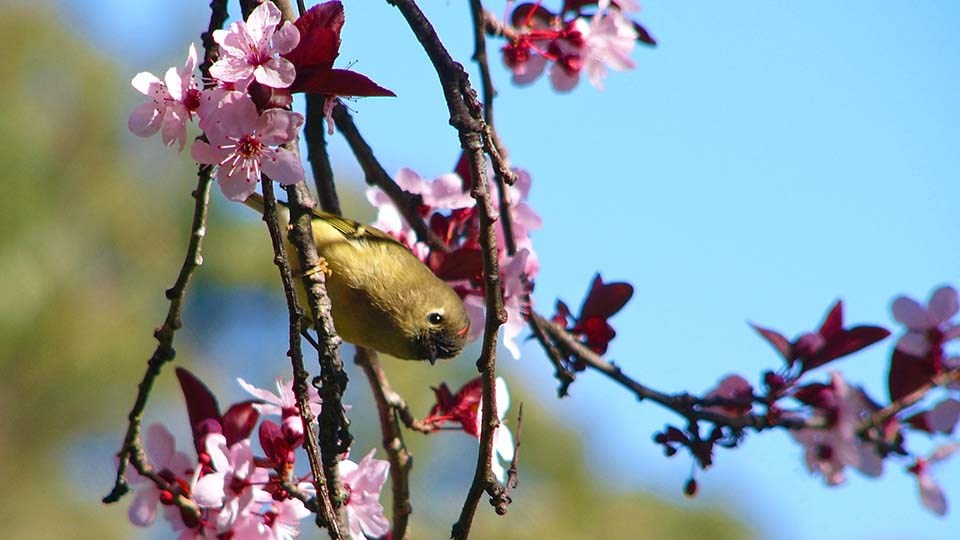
[
  {"xmin": 366, "ymin": 161, "xmax": 542, "ymax": 359},
  {"xmin": 128, "ymin": 1, "xmax": 393, "ymax": 201},
  {"xmin": 125, "ymin": 368, "xmax": 389, "ymax": 539},
  {"xmin": 659, "ymin": 286, "xmax": 960, "ymax": 516},
  {"xmin": 501, "ymin": 0, "xmax": 655, "ymax": 92}
]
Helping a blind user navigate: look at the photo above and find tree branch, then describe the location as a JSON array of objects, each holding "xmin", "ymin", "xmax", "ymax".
[
  {"xmin": 305, "ymin": 95, "xmax": 342, "ymax": 215},
  {"xmin": 104, "ymin": 0, "xmax": 226, "ymax": 506},
  {"xmin": 260, "ymin": 178, "xmax": 344, "ymax": 538}
]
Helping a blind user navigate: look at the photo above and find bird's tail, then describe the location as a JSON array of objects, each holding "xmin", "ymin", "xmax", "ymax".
[{"xmin": 242, "ymin": 192, "xmax": 266, "ymax": 214}]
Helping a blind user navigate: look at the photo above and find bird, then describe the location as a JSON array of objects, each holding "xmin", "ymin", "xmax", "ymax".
[{"xmin": 243, "ymin": 193, "xmax": 470, "ymax": 363}]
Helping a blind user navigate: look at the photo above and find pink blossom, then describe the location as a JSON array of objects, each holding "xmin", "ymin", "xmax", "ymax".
[
  {"xmin": 129, "ymin": 44, "xmax": 203, "ymax": 150},
  {"xmin": 892, "ymin": 285, "xmax": 960, "ymax": 357},
  {"xmin": 192, "ymin": 434, "xmax": 269, "ymax": 532},
  {"xmin": 463, "ymin": 249, "xmax": 530, "ymax": 359},
  {"xmin": 578, "ymin": 1, "xmax": 639, "ymax": 90},
  {"xmin": 190, "ymin": 91, "xmax": 304, "ymax": 201},
  {"xmin": 703, "ymin": 375, "xmax": 754, "ymax": 417},
  {"xmin": 790, "ymin": 373, "xmax": 883, "ymax": 486},
  {"xmin": 126, "ymin": 424, "xmax": 194, "ymax": 527},
  {"xmin": 210, "ymin": 1, "xmax": 300, "ymax": 89},
  {"xmin": 233, "ymin": 498, "xmax": 311, "ymax": 540},
  {"xmin": 477, "ymin": 377, "xmax": 516, "ymax": 482},
  {"xmin": 338, "ymin": 449, "xmax": 390, "ymax": 540},
  {"xmin": 910, "ymin": 443, "xmax": 958, "ymax": 516},
  {"xmin": 238, "ymin": 376, "xmax": 322, "ymax": 418}
]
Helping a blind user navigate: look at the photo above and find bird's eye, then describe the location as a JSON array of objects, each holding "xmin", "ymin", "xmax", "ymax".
[{"xmin": 427, "ymin": 312, "xmax": 444, "ymax": 325}]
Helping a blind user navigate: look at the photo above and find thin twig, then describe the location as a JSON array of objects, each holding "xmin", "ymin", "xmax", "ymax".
[
  {"xmin": 331, "ymin": 103, "xmax": 450, "ymax": 253},
  {"xmin": 355, "ymin": 348, "xmax": 416, "ymax": 540},
  {"xmin": 305, "ymin": 95, "xmax": 342, "ymax": 215},
  {"xmin": 103, "ymin": 166, "xmax": 214, "ymax": 506},
  {"xmin": 260, "ymin": 179, "xmax": 343, "ymax": 538},
  {"xmin": 103, "ymin": 0, "xmax": 226, "ymax": 506}
]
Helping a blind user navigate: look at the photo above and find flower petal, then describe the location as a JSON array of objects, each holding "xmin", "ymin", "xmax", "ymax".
[
  {"xmin": 254, "ymin": 58, "xmax": 297, "ymax": 89},
  {"xmin": 128, "ymin": 102, "xmax": 162, "ymax": 137},
  {"xmin": 261, "ymin": 147, "xmax": 305, "ymax": 186},
  {"xmin": 928, "ymin": 286, "xmax": 959, "ymax": 325},
  {"xmin": 892, "ymin": 296, "xmax": 932, "ymax": 330}
]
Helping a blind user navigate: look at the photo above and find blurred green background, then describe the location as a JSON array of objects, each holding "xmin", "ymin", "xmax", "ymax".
[{"xmin": 0, "ymin": 4, "xmax": 749, "ymax": 539}]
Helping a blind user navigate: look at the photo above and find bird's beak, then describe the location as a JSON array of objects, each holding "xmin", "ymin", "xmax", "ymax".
[{"xmin": 428, "ymin": 356, "xmax": 437, "ymax": 366}]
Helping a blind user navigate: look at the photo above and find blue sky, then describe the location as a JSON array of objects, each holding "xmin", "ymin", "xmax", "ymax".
[{"xmin": 66, "ymin": 1, "xmax": 960, "ymax": 538}]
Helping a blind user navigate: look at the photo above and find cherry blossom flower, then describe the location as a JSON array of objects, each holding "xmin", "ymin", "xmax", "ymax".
[
  {"xmin": 210, "ymin": 1, "xmax": 300, "ymax": 89},
  {"xmin": 892, "ymin": 285, "xmax": 960, "ymax": 357},
  {"xmin": 233, "ymin": 498, "xmax": 311, "ymax": 539},
  {"xmin": 338, "ymin": 449, "xmax": 390, "ymax": 540},
  {"xmin": 126, "ymin": 424, "xmax": 194, "ymax": 527},
  {"xmin": 192, "ymin": 434, "xmax": 269, "ymax": 532},
  {"xmin": 463, "ymin": 249, "xmax": 531, "ymax": 359},
  {"xmin": 909, "ymin": 443, "xmax": 958, "ymax": 516},
  {"xmin": 128, "ymin": 44, "xmax": 203, "ymax": 150},
  {"xmin": 190, "ymin": 91, "xmax": 304, "ymax": 201},
  {"xmin": 424, "ymin": 376, "xmax": 515, "ymax": 482},
  {"xmin": 238, "ymin": 376, "xmax": 325, "ymax": 444},
  {"xmin": 576, "ymin": 0, "xmax": 640, "ymax": 90},
  {"xmin": 790, "ymin": 372, "xmax": 883, "ymax": 486}
]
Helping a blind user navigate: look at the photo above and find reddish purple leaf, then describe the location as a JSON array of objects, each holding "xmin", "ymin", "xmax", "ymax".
[
  {"xmin": 175, "ymin": 368, "xmax": 222, "ymax": 453},
  {"xmin": 514, "ymin": 2, "xmax": 556, "ymax": 26},
  {"xmin": 792, "ymin": 382, "xmax": 833, "ymax": 408},
  {"xmin": 579, "ymin": 274, "xmax": 634, "ymax": 321},
  {"xmin": 258, "ymin": 420, "xmax": 291, "ymax": 467},
  {"xmin": 633, "ymin": 22, "xmax": 657, "ymax": 46},
  {"xmin": 803, "ymin": 325, "xmax": 890, "ymax": 373},
  {"xmin": 750, "ymin": 323, "xmax": 793, "ymax": 364},
  {"xmin": 905, "ymin": 411, "xmax": 933, "ymax": 433},
  {"xmin": 222, "ymin": 400, "xmax": 261, "ymax": 447},
  {"xmin": 295, "ymin": 68, "xmax": 395, "ymax": 97},
  {"xmin": 434, "ymin": 248, "xmax": 483, "ymax": 281},
  {"xmin": 817, "ymin": 300, "xmax": 844, "ymax": 340},
  {"xmin": 286, "ymin": 0, "xmax": 343, "ymax": 70},
  {"xmin": 888, "ymin": 349, "xmax": 938, "ymax": 401}
]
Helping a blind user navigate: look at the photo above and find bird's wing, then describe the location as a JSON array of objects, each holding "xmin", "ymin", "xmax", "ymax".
[{"xmin": 312, "ymin": 208, "xmax": 406, "ymax": 247}]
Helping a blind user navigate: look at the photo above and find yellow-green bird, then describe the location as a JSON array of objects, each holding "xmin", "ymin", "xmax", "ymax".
[{"xmin": 244, "ymin": 193, "xmax": 470, "ymax": 363}]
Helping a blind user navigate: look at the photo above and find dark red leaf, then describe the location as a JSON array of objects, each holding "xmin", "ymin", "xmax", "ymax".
[
  {"xmin": 817, "ymin": 300, "xmax": 844, "ymax": 339},
  {"xmin": 222, "ymin": 401, "xmax": 261, "ymax": 446},
  {"xmin": 576, "ymin": 317, "xmax": 616, "ymax": 355},
  {"xmin": 175, "ymin": 367, "xmax": 221, "ymax": 429},
  {"xmin": 633, "ymin": 22, "xmax": 657, "ymax": 46},
  {"xmin": 453, "ymin": 152, "xmax": 472, "ymax": 190},
  {"xmin": 258, "ymin": 420, "xmax": 289, "ymax": 467},
  {"xmin": 286, "ymin": 1, "xmax": 343, "ymax": 70},
  {"xmin": 803, "ymin": 325, "xmax": 890, "ymax": 372},
  {"xmin": 904, "ymin": 411, "xmax": 932, "ymax": 433},
  {"xmin": 435, "ymin": 248, "xmax": 483, "ymax": 281},
  {"xmin": 295, "ymin": 68, "xmax": 395, "ymax": 97},
  {"xmin": 514, "ymin": 2, "xmax": 556, "ymax": 26},
  {"xmin": 888, "ymin": 349, "xmax": 937, "ymax": 401},
  {"xmin": 579, "ymin": 274, "xmax": 633, "ymax": 321},
  {"xmin": 749, "ymin": 323, "xmax": 794, "ymax": 365},
  {"xmin": 792, "ymin": 382, "xmax": 832, "ymax": 408}
]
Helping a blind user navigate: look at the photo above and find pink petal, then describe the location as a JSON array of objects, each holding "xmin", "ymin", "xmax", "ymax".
[
  {"xmin": 145, "ymin": 424, "xmax": 176, "ymax": 466},
  {"xmin": 511, "ymin": 54, "xmax": 548, "ymax": 85},
  {"xmin": 549, "ymin": 63, "xmax": 581, "ymax": 92},
  {"xmin": 246, "ymin": 1, "xmax": 281, "ymax": 44},
  {"xmin": 929, "ymin": 399, "xmax": 960, "ymax": 434},
  {"xmin": 193, "ymin": 472, "xmax": 227, "ymax": 508},
  {"xmin": 210, "ymin": 91, "xmax": 259, "ymax": 138},
  {"xmin": 919, "ymin": 474, "xmax": 948, "ymax": 516},
  {"xmin": 190, "ymin": 140, "xmax": 223, "ymax": 166},
  {"xmin": 164, "ymin": 66, "xmax": 184, "ymax": 101},
  {"xmin": 237, "ymin": 378, "xmax": 283, "ymax": 408},
  {"xmin": 210, "ymin": 58, "xmax": 255, "ymax": 86},
  {"xmin": 128, "ymin": 487, "xmax": 160, "ymax": 526},
  {"xmin": 273, "ymin": 21, "xmax": 301, "ymax": 55},
  {"xmin": 928, "ymin": 286, "xmax": 959, "ymax": 325},
  {"xmin": 160, "ymin": 108, "xmax": 187, "ymax": 151},
  {"xmin": 495, "ymin": 377, "xmax": 510, "ymax": 416},
  {"xmin": 892, "ymin": 296, "xmax": 932, "ymax": 330},
  {"xmin": 425, "ymin": 173, "xmax": 473, "ymax": 208},
  {"xmin": 182, "ymin": 43, "xmax": 198, "ymax": 76},
  {"xmin": 256, "ymin": 109, "xmax": 303, "ymax": 146},
  {"xmin": 395, "ymin": 168, "xmax": 427, "ymax": 194},
  {"xmin": 131, "ymin": 71, "xmax": 162, "ymax": 96},
  {"xmin": 128, "ymin": 102, "xmax": 162, "ymax": 137},
  {"xmin": 217, "ymin": 164, "xmax": 260, "ymax": 202},
  {"xmin": 261, "ymin": 147, "xmax": 305, "ymax": 186},
  {"xmin": 494, "ymin": 424, "xmax": 515, "ymax": 464},
  {"xmin": 254, "ymin": 58, "xmax": 297, "ymax": 89}
]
